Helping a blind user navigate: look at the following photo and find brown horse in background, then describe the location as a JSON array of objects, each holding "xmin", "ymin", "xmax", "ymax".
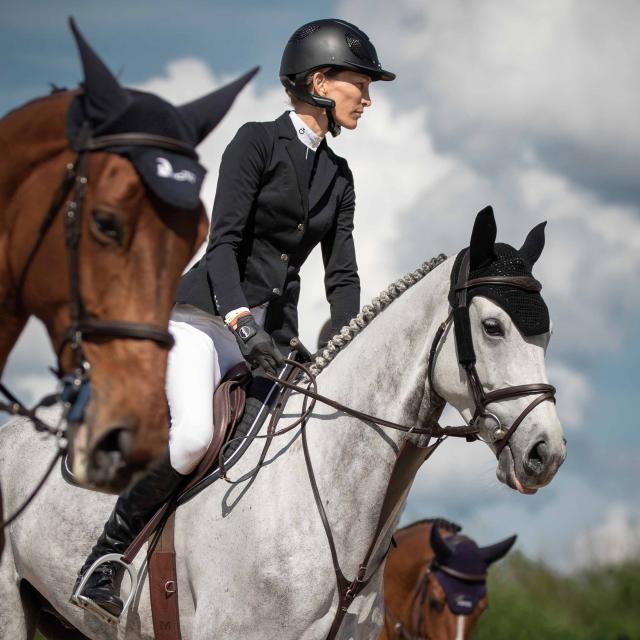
[
  {"xmin": 381, "ymin": 519, "xmax": 516, "ymax": 640},
  {"xmin": 0, "ymin": 18, "xmax": 256, "ymax": 510}
]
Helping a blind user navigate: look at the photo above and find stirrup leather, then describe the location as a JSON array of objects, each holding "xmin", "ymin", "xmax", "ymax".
[{"xmin": 70, "ymin": 553, "xmax": 139, "ymax": 625}]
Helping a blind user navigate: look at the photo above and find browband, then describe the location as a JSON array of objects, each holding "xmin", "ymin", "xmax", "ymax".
[
  {"xmin": 431, "ymin": 562, "xmax": 486, "ymax": 583},
  {"xmin": 78, "ymin": 133, "xmax": 199, "ymax": 159},
  {"xmin": 457, "ymin": 275, "xmax": 542, "ymax": 293}
]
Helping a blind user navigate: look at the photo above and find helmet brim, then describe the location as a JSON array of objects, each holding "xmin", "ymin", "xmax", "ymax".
[{"xmin": 339, "ymin": 60, "xmax": 396, "ymax": 81}]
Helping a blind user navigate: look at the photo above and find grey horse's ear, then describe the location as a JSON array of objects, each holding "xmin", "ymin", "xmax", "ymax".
[
  {"xmin": 519, "ymin": 221, "xmax": 546, "ymax": 266},
  {"xmin": 478, "ymin": 534, "xmax": 517, "ymax": 566},
  {"xmin": 430, "ymin": 524, "xmax": 454, "ymax": 564},
  {"xmin": 178, "ymin": 67, "xmax": 260, "ymax": 145},
  {"xmin": 469, "ymin": 206, "xmax": 497, "ymax": 270},
  {"xmin": 69, "ymin": 17, "xmax": 130, "ymax": 119}
]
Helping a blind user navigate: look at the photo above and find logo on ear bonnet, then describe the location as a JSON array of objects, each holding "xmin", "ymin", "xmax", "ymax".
[{"xmin": 156, "ymin": 157, "xmax": 196, "ymax": 183}]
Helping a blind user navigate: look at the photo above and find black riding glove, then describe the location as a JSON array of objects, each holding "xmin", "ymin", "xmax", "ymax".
[{"xmin": 231, "ymin": 315, "xmax": 284, "ymax": 376}]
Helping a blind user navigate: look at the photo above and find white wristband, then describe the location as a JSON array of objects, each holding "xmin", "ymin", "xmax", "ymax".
[{"xmin": 224, "ymin": 306, "xmax": 250, "ymax": 326}]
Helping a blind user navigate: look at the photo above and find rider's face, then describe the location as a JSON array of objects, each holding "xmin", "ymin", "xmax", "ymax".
[{"xmin": 320, "ymin": 70, "xmax": 372, "ymax": 129}]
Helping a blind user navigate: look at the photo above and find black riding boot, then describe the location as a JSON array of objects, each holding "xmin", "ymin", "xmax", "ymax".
[{"xmin": 72, "ymin": 451, "xmax": 185, "ymax": 618}]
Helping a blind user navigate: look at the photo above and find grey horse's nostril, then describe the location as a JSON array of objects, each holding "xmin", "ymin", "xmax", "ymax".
[{"xmin": 524, "ymin": 439, "xmax": 548, "ymax": 476}]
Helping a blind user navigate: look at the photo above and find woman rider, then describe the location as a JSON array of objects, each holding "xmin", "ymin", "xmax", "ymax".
[{"xmin": 74, "ymin": 18, "xmax": 395, "ymax": 619}]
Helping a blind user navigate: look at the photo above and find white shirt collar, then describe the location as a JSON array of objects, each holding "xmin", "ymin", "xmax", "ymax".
[{"xmin": 289, "ymin": 111, "xmax": 323, "ymax": 151}]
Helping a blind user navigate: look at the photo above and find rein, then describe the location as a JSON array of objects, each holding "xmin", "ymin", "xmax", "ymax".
[
  {"xmin": 252, "ymin": 360, "xmax": 473, "ymax": 640},
  {"xmin": 1, "ymin": 124, "xmax": 197, "ymax": 529}
]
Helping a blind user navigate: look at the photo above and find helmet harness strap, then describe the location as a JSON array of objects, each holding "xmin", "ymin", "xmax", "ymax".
[{"xmin": 284, "ymin": 74, "xmax": 342, "ymax": 137}]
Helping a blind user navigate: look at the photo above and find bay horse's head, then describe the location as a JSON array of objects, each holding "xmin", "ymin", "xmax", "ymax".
[
  {"xmin": 420, "ymin": 523, "xmax": 515, "ymax": 639},
  {"xmin": 1, "ymin": 20, "xmax": 257, "ymax": 492},
  {"xmin": 431, "ymin": 207, "xmax": 566, "ymax": 493}
]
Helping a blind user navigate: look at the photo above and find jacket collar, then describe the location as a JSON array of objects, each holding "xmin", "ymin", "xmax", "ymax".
[{"xmin": 276, "ymin": 111, "xmax": 296, "ymax": 139}]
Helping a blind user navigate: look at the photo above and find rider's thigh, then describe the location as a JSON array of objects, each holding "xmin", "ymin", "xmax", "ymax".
[{"xmin": 166, "ymin": 319, "xmax": 219, "ymax": 474}]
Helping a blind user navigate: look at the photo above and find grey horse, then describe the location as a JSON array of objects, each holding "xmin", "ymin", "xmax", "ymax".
[{"xmin": 0, "ymin": 209, "xmax": 565, "ymax": 639}]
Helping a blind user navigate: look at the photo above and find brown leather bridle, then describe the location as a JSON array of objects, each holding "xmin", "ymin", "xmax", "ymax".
[
  {"xmin": 384, "ymin": 560, "xmax": 488, "ymax": 640},
  {"xmin": 427, "ymin": 249, "xmax": 556, "ymax": 458},
  {"xmin": 1, "ymin": 124, "xmax": 198, "ymax": 426}
]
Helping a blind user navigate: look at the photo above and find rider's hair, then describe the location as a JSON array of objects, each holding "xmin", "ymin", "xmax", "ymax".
[
  {"xmin": 286, "ymin": 67, "xmax": 341, "ymax": 106},
  {"xmin": 311, "ymin": 253, "xmax": 448, "ymax": 375}
]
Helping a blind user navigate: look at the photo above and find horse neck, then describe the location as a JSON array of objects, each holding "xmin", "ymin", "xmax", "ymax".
[
  {"xmin": 386, "ymin": 524, "xmax": 434, "ymax": 610},
  {"xmin": 0, "ymin": 92, "xmax": 72, "ymax": 373},
  {"xmin": 303, "ymin": 260, "xmax": 452, "ymax": 575},
  {"xmin": 0, "ymin": 92, "xmax": 72, "ymax": 223}
]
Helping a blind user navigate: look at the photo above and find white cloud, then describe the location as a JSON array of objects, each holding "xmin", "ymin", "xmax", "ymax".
[
  {"xmin": 545, "ymin": 361, "xmax": 590, "ymax": 430},
  {"xmin": 338, "ymin": 0, "xmax": 640, "ymax": 198},
  {"xmin": 572, "ymin": 504, "xmax": 640, "ymax": 569},
  {"xmin": 1, "ymin": 318, "xmax": 56, "ymax": 410}
]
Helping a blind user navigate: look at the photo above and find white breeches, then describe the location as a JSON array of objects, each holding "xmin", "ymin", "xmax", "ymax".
[{"xmin": 166, "ymin": 303, "xmax": 267, "ymax": 474}]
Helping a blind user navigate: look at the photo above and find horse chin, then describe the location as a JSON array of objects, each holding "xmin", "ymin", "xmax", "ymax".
[
  {"xmin": 70, "ymin": 422, "xmax": 145, "ymax": 493},
  {"xmin": 496, "ymin": 446, "xmax": 538, "ymax": 495}
]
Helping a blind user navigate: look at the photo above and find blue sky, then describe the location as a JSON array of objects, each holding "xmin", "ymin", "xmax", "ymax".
[{"xmin": 2, "ymin": 0, "xmax": 639, "ymax": 570}]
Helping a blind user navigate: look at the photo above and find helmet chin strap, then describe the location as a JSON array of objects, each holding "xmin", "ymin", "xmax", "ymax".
[
  {"xmin": 324, "ymin": 107, "xmax": 341, "ymax": 137},
  {"xmin": 284, "ymin": 75, "xmax": 342, "ymax": 137}
]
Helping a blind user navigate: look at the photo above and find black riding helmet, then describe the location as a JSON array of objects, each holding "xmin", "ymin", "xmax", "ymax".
[{"xmin": 280, "ymin": 19, "xmax": 395, "ymax": 136}]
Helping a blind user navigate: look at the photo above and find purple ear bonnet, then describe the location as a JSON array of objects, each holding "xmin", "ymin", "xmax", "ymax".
[{"xmin": 432, "ymin": 537, "xmax": 487, "ymax": 615}]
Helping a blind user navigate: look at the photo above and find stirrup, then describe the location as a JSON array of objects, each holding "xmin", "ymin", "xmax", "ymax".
[{"xmin": 70, "ymin": 553, "xmax": 139, "ymax": 625}]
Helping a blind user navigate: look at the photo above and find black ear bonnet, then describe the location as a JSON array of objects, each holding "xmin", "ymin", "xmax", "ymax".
[
  {"xmin": 67, "ymin": 91, "xmax": 208, "ymax": 210},
  {"xmin": 65, "ymin": 18, "xmax": 258, "ymax": 210},
  {"xmin": 448, "ymin": 242, "xmax": 550, "ymax": 338}
]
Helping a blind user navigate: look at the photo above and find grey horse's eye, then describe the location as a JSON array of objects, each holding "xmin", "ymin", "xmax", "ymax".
[
  {"xmin": 482, "ymin": 318, "xmax": 504, "ymax": 337},
  {"xmin": 91, "ymin": 209, "xmax": 123, "ymax": 245}
]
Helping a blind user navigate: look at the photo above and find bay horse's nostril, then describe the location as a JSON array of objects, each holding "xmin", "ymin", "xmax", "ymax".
[
  {"xmin": 523, "ymin": 439, "xmax": 548, "ymax": 476},
  {"xmin": 88, "ymin": 426, "xmax": 139, "ymax": 491}
]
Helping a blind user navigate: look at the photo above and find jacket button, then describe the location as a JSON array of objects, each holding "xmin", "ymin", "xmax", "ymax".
[
  {"xmin": 280, "ymin": 253, "xmax": 289, "ymax": 262},
  {"xmin": 272, "ymin": 287, "xmax": 281, "ymax": 296},
  {"xmin": 297, "ymin": 223, "xmax": 304, "ymax": 232}
]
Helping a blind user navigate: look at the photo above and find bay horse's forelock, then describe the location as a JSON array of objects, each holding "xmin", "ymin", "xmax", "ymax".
[{"xmin": 0, "ymin": 91, "xmax": 208, "ymax": 494}]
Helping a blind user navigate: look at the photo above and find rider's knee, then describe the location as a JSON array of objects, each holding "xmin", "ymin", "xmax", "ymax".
[{"xmin": 169, "ymin": 428, "xmax": 213, "ymax": 474}]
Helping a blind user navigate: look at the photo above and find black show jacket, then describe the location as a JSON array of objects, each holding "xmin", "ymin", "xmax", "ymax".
[{"xmin": 175, "ymin": 111, "xmax": 360, "ymax": 350}]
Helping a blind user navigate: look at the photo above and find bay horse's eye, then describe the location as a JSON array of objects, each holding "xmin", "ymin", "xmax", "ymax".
[
  {"xmin": 91, "ymin": 209, "xmax": 123, "ymax": 245},
  {"xmin": 482, "ymin": 318, "xmax": 504, "ymax": 337},
  {"xmin": 428, "ymin": 596, "xmax": 445, "ymax": 613}
]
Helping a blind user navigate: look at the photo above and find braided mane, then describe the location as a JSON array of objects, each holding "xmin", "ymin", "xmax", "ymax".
[{"xmin": 310, "ymin": 253, "xmax": 448, "ymax": 375}]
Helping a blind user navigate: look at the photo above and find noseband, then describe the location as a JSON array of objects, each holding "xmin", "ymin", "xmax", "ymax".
[
  {"xmin": 4, "ymin": 123, "xmax": 196, "ymax": 424},
  {"xmin": 427, "ymin": 249, "xmax": 556, "ymax": 457}
]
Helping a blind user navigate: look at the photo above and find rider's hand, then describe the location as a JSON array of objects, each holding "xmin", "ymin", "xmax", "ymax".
[{"xmin": 231, "ymin": 315, "xmax": 284, "ymax": 376}]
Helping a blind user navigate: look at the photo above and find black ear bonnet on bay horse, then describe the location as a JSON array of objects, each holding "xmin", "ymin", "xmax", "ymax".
[
  {"xmin": 430, "ymin": 524, "xmax": 516, "ymax": 615},
  {"xmin": 66, "ymin": 18, "xmax": 258, "ymax": 210},
  {"xmin": 3, "ymin": 19, "xmax": 258, "ymax": 430},
  {"xmin": 448, "ymin": 206, "xmax": 549, "ymax": 367}
]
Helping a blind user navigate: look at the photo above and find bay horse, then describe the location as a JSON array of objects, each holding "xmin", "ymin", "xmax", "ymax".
[
  {"xmin": 381, "ymin": 519, "xmax": 515, "ymax": 640},
  {"xmin": 0, "ymin": 208, "xmax": 565, "ymax": 639},
  {"xmin": 0, "ymin": 19, "xmax": 256, "ymax": 498}
]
